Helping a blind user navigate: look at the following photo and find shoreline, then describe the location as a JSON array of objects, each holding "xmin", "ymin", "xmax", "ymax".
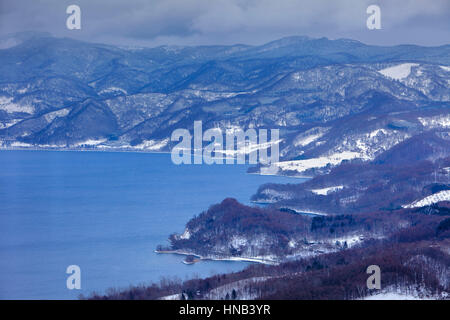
[
  {"xmin": 155, "ymin": 249, "xmax": 279, "ymax": 265},
  {"xmin": 247, "ymin": 171, "xmax": 312, "ymax": 179},
  {"xmin": 0, "ymin": 147, "xmax": 313, "ymax": 180},
  {"xmin": 0, "ymin": 146, "xmax": 172, "ymax": 155},
  {"xmin": 250, "ymin": 201, "xmax": 326, "ymax": 216},
  {"xmin": 279, "ymin": 207, "xmax": 328, "ymax": 216}
]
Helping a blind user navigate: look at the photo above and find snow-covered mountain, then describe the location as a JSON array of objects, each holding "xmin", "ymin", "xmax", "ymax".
[{"xmin": 0, "ymin": 32, "xmax": 449, "ymax": 173}]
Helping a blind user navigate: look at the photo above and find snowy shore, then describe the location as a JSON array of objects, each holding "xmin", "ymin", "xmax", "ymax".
[{"xmin": 155, "ymin": 249, "xmax": 279, "ymax": 265}]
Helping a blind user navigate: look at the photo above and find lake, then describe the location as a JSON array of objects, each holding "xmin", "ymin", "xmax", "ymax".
[{"xmin": 0, "ymin": 150, "xmax": 304, "ymax": 299}]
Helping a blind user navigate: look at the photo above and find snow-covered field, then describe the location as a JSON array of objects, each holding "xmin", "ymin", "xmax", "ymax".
[
  {"xmin": 311, "ymin": 185, "xmax": 343, "ymax": 195},
  {"xmin": 0, "ymin": 96, "xmax": 34, "ymax": 114},
  {"xmin": 364, "ymin": 292, "xmax": 428, "ymax": 300},
  {"xmin": 132, "ymin": 138, "xmax": 169, "ymax": 151},
  {"xmin": 378, "ymin": 63, "xmax": 419, "ymax": 80},
  {"xmin": 403, "ymin": 190, "xmax": 450, "ymax": 208},
  {"xmin": 329, "ymin": 234, "xmax": 364, "ymax": 248},
  {"xmin": 158, "ymin": 293, "xmax": 182, "ymax": 300},
  {"xmin": 203, "ymin": 276, "xmax": 270, "ymax": 300},
  {"xmin": 418, "ymin": 114, "xmax": 450, "ymax": 129},
  {"xmin": 274, "ymin": 125, "xmax": 412, "ymax": 175},
  {"xmin": 44, "ymin": 108, "xmax": 70, "ymax": 122},
  {"xmin": 274, "ymin": 151, "xmax": 364, "ymax": 173},
  {"xmin": 99, "ymin": 87, "xmax": 128, "ymax": 95},
  {"xmin": 293, "ymin": 128, "xmax": 329, "ymax": 147},
  {"xmin": 363, "ymin": 285, "xmax": 445, "ymax": 300}
]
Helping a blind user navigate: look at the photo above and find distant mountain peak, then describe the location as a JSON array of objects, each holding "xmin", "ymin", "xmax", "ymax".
[
  {"xmin": 2, "ymin": 31, "xmax": 52, "ymax": 41},
  {"xmin": 262, "ymin": 35, "xmax": 313, "ymax": 47},
  {"xmin": 334, "ymin": 38, "xmax": 364, "ymax": 45},
  {"xmin": 0, "ymin": 31, "xmax": 52, "ymax": 49}
]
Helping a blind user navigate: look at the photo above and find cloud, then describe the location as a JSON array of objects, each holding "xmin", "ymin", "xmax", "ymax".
[{"xmin": 0, "ymin": 0, "xmax": 449, "ymax": 47}]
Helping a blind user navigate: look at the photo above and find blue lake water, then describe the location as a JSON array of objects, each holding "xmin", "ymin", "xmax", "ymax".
[{"xmin": 0, "ymin": 150, "xmax": 303, "ymax": 299}]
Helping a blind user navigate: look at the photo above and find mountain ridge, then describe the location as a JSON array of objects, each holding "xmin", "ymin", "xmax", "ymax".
[{"xmin": 0, "ymin": 33, "xmax": 448, "ymax": 177}]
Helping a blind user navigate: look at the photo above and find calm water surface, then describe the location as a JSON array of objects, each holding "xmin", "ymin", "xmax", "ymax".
[{"xmin": 0, "ymin": 150, "xmax": 304, "ymax": 299}]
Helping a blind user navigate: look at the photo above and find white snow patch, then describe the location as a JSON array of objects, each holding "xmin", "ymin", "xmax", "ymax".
[
  {"xmin": 158, "ymin": 293, "xmax": 182, "ymax": 300},
  {"xmin": 280, "ymin": 207, "xmax": 328, "ymax": 216},
  {"xmin": 0, "ymin": 119, "xmax": 20, "ymax": 129},
  {"xmin": 378, "ymin": 63, "xmax": 419, "ymax": 80},
  {"xmin": 363, "ymin": 285, "xmax": 443, "ymax": 300},
  {"xmin": 293, "ymin": 127, "xmax": 329, "ymax": 148},
  {"xmin": 217, "ymin": 256, "xmax": 277, "ymax": 264},
  {"xmin": 368, "ymin": 128, "xmax": 388, "ymax": 138},
  {"xmin": 74, "ymin": 139, "xmax": 107, "ymax": 147},
  {"xmin": 292, "ymin": 73, "xmax": 301, "ymax": 81},
  {"xmin": 337, "ymin": 128, "xmax": 409, "ymax": 160},
  {"xmin": 311, "ymin": 185, "xmax": 344, "ymax": 195},
  {"xmin": 294, "ymin": 133, "xmax": 324, "ymax": 147},
  {"xmin": 37, "ymin": 143, "xmax": 66, "ymax": 148},
  {"xmin": 403, "ymin": 190, "xmax": 450, "ymax": 208},
  {"xmin": 440, "ymin": 65, "xmax": 450, "ymax": 72},
  {"xmin": 332, "ymin": 234, "xmax": 364, "ymax": 248},
  {"xmin": 213, "ymin": 138, "xmax": 283, "ymax": 156},
  {"xmin": 10, "ymin": 141, "xmax": 32, "ymax": 148},
  {"xmin": 364, "ymin": 293, "xmax": 427, "ymax": 300},
  {"xmin": 0, "ymin": 96, "xmax": 34, "ymax": 114},
  {"xmin": 17, "ymin": 87, "xmax": 29, "ymax": 94},
  {"xmin": 204, "ymin": 276, "xmax": 270, "ymax": 300},
  {"xmin": 274, "ymin": 151, "xmax": 365, "ymax": 173},
  {"xmin": 257, "ymin": 189, "xmax": 293, "ymax": 202},
  {"xmin": 133, "ymin": 138, "xmax": 169, "ymax": 151},
  {"xmin": 185, "ymin": 89, "xmax": 250, "ymax": 102},
  {"xmin": 99, "ymin": 87, "xmax": 128, "ymax": 95},
  {"xmin": 230, "ymin": 236, "xmax": 248, "ymax": 249},
  {"xmin": 44, "ymin": 108, "xmax": 70, "ymax": 123},
  {"xmin": 418, "ymin": 115, "xmax": 450, "ymax": 128},
  {"xmin": 179, "ymin": 229, "xmax": 191, "ymax": 240}
]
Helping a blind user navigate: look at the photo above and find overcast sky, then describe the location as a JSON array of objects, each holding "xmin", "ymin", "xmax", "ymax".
[{"xmin": 0, "ymin": 0, "xmax": 449, "ymax": 47}]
